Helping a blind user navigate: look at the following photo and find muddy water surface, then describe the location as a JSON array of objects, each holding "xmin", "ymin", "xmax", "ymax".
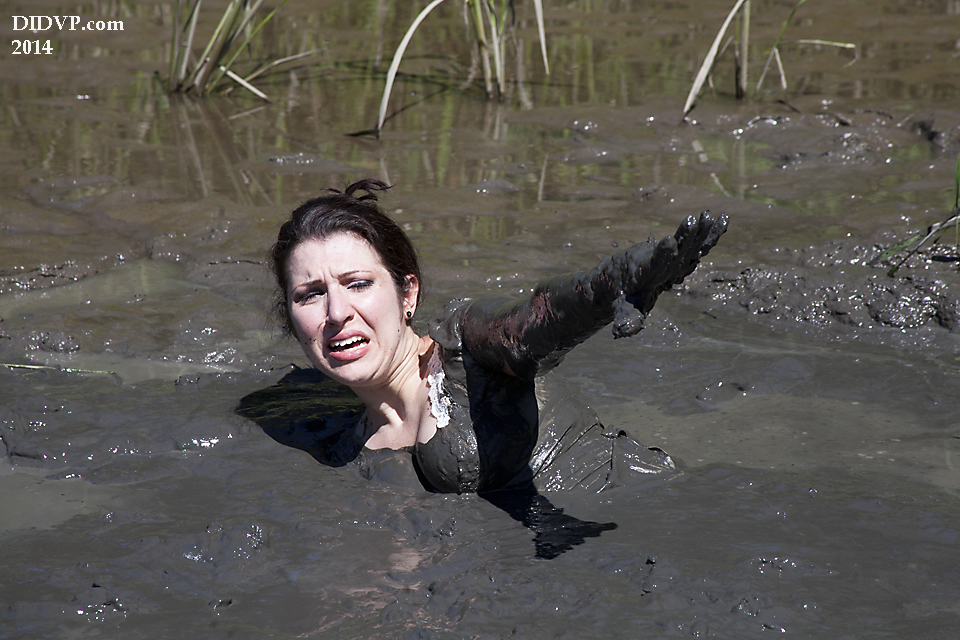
[{"xmin": 2, "ymin": 0, "xmax": 960, "ymax": 637}]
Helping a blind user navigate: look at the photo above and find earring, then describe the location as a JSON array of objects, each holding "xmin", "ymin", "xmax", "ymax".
[{"xmin": 406, "ymin": 310, "xmax": 413, "ymax": 319}]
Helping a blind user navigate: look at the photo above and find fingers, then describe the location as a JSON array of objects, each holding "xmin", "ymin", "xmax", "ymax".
[
  {"xmin": 673, "ymin": 215, "xmax": 707, "ymax": 278},
  {"xmin": 699, "ymin": 211, "xmax": 728, "ymax": 258},
  {"xmin": 616, "ymin": 210, "xmax": 728, "ymax": 316},
  {"xmin": 673, "ymin": 214, "xmax": 699, "ymax": 246},
  {"xmin": 669, "ymin": 210, "xmax": 728, "ymax": 284}
]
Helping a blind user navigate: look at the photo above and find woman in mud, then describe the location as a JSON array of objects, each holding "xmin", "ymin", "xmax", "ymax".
[{"xmin": 269, "ymin": 178, "xmax": 727, "ymax": 505}]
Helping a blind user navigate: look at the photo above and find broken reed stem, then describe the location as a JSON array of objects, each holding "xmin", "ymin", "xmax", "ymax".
[
  {"xmin": 376, "ymin": 0, "xmax": 549, "ymax": 135},
  {"xmin": 687, "ymin": 0, "xmax": 857, "ymax": 116},
  {"xmin": 738, "ymin": 0, "xmax": 750, "ymax": 100},
  {"xmin": 682, "ymin": 0, "xmax": 749, "ymax": 117},
  {"xmin": 1, "ymin": 363, "xmax": 115, "ymax": 375}
]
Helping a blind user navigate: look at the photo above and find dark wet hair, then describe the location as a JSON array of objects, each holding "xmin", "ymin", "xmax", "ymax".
[{"xmin": 269, "ymin": 178, "xmax": 422, "ymax": 335}]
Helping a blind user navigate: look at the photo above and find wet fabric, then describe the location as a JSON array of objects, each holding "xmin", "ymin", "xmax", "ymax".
[
  {"xmin": 443, "ymin": 212, "xmax": 727, "ymax": 378},
  {"xmin": 409, "ymin": 213, "xmax": 725, "ymax": 492},
  {"xmin": 414, "ymin": 297, "xmax": 677, "ymax": 494}
]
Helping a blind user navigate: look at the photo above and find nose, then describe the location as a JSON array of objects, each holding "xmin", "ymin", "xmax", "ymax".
[{"xmin": 325, "ymin": 286, "xmax": 353, "ymax": 327}]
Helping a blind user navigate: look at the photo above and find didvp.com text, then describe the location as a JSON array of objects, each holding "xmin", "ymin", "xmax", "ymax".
[{"xmin": 13, "ymin": 16, "xmax": 124, "ymax": 32}]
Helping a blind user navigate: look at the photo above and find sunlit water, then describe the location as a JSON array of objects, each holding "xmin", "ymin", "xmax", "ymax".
[{"xmin": 2, "ymin": 0, "xmax": 959, "ymax": 637}]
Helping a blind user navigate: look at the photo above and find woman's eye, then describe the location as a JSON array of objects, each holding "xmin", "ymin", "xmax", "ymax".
[
  {"xmin": 296, "ymin": 289, "xmax": 323, "ymax": 303},
  {"xmin": 349, "ymin": 280, "xmax": 373, "ymax": 291}
]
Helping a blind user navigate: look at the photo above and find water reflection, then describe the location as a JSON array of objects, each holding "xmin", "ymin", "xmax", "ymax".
[{"xmin": 3, "ymin": 0, "xmax": 957, "ymax": 221}]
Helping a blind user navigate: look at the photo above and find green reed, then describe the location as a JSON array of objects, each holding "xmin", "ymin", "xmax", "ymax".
[
  {"xmin": 375, "ymin": 0, "xmax": 548, "ymax": 136},
  {"xmin": 168, "ymin": 0, "xmax": 313, "ymax": 100},
  {"xmin": 870, "ymin": 149, "xmax": 960, "ymax": 276},
  {"xmin": 683, "ymin": 0, "xmax": 856, "ymax": 117}
]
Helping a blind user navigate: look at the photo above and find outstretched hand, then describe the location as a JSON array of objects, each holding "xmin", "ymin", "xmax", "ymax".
[{"xmin": 612, "ymin": 210, "xmax": 728, "ymax": 338}]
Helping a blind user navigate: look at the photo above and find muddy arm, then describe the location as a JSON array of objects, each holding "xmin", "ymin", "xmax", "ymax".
[{"xmin": 438, "ymin": 211, "xmax": 727, "ymax": 378}]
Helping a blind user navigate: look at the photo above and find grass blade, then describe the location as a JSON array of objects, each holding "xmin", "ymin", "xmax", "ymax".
[
  {"xmin": 178, "ymin": 0, "xmax": 202, "ymax": 88},
  {"xmin": 774, "ymin": 0, "xmax": 807, "ymax": 47},
  {"xmin": 533, "ymin": 0, "xmax": 549, "ymax": 75},
  {"xmin": 755, "ymin": 45, "xmax": 775, "ymax": 91},
  {"xmin": 206, "ymin": 0, "xmax": 290, "ymax": 94},
  {"xmin": 683, "ymin": 0, "xmax": 749, "ymax": 117},
  {"xmin": 954, "ymin": 150, "xmax": 960, "ymax": 245},
  {"xmin": 196, "ymin": 0, "xmax": 245, "ymax": 90},
  {"xmin": 954, "ymin": 149, "xmax": 960, "ymax": 209},
  {"xmin": 483, "ymin": 0, "xmax": 504, "ymax": 97},
  {"xmin": 796, "ymin": 39, "xmax": 859, "ymax": 67},
  {"xmin": 468, "ymin": 0, "xmax": 494, "ymax": 97},
  {"xmin": 757, "ymin": 45, "xmax": 788, "ymax": 92},
  {"xmin": 169, "ymin": 0, "xmax": 182, "ymax": 89},
  {"xmin": 186, "ymin": 0, "xmax": 241, "ymax": 90},
  {"xmin": 242, "ymin": 49, "xmax": 322, "ymax": 84},
  {"xmin": 738, "ymin": 0, "xmax": 750, "ymax": 100},
  {"xmin": 867, "ymin": 234, "xmax": 923, "ymax": 268},
  {"xmin": 871, "ymin": 150, "xmax": 960, "ymax": 272},
  {"xmin": 796, "ymin": 39, "xmax": 856, "ymax": 49},
  {"xmin": 885, "ymin": 208, "xmax": 960, "ymax": 276},
  {"xmin": 774, "ymin": 47, "xmax": 787, "ymax": 90},
  {"xmin": 170, "ymin": 0, "xmax": 202, "ymax": 89},
  {"xmin": 232, "ymin": 0, "xmax": 268, "ymax": 39},
  {"xmin": 756, "ymin": 0, "xmax": 850, "ymax": 93},
  {"xmin": 220, "ymin": 66, "xmax": 271, "ymax": 101},
  {"xmin": 377, "ymin": 0, "xmax": 450, "ymax": 136},
  {"xmin": 2, "ymin": 363, "xmax": 115, "ymax": 375},
  {"xmin": 498, "ymin": 0, "xmax": 510, "ymax": 90}
]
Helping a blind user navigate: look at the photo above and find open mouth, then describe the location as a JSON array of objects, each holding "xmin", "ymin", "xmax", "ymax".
[{"xmin": 328, "ymin": 336, "xmax": 369, "ymax": 352}]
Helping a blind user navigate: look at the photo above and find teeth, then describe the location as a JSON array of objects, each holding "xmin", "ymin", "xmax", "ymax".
[{"xmin": 330, "ymin": 336, "xmax": 366, "ymax": 350}]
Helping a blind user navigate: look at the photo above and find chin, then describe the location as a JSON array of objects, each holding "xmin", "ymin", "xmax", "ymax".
[{"xmin": 316, "ymin": 359, "xmax": 374, "ymax": 388}]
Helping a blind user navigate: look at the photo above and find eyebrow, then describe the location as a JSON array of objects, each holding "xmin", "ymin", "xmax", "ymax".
[
  {"xmin": 291, "ymin": 270, "xmax": 370, "ymax": 290},
  {"xmin": 291, "ymin": 278, "xmax": 323, "ymax": 291}
]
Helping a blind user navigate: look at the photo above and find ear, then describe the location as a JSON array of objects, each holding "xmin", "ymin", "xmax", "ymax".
[{"xmin": 402, "ymin": 275, "xmax": 419, "ymax": 315}]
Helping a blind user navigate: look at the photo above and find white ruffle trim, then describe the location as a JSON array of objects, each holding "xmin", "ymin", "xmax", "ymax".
[{"xmin": 426, "ymin": 348, "xmax": 452, "ymax": 429}]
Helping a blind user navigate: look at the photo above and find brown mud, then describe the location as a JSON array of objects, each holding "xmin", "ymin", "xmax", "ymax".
[{"xmin": 2, "ymin": 0, "xmax": 960, "ymax": 637}]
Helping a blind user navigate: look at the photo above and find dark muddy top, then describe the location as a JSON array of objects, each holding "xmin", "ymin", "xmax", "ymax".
[
  {"xmin": 410, "ymin": 212, "xmax": 724, "ymax": 492},
  {"xmin": 416, "ymin": 297, "xmax": 678, "ymax": 494}
]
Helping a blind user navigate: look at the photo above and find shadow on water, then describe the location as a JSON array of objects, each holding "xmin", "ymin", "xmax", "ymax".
[
  {"xmin": 236, "ymin": 365, "xmax": 617, "ymax": 559},
  {"xmin": 235, "ymin": 366, "xmax": 365, "ymax": 468},
  {"xmin": 479, "ymin": 486, "xmax": 617, "ymax": 560}
]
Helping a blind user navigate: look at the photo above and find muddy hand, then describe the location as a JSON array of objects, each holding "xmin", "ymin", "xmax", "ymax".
[{"xmin": 612, "ymin": 210, "xmax": 728, "ymax": 339}]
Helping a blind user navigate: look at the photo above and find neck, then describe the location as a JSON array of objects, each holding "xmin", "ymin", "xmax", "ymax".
[{"xmin": 353, "ymin": 329, "xmax": 432, "ymax": 449}]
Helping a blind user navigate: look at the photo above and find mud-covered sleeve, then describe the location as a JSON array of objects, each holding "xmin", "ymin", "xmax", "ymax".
[{"xmin": 429, "ymin": 211, "xmax": 728, "ymax": 379}]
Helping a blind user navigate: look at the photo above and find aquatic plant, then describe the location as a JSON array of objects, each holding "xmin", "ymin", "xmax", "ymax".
[
  {"xmin": 168, "ymin": 0, "xmax": 315, "ymax": 100},
  {"xmin": 683, "ymin": 0, "xmax": 856, "ymax": 117},
  {"xmin": 956, "ymin": 147, "xmax": 960, "ymax": 211},
  {"xmin": 375, "ymin": 0, "xmax": 549, "ymax": 136},
  {"xmin": 870, "ymin": 150, "xmax": 960, "ymax": 276}
]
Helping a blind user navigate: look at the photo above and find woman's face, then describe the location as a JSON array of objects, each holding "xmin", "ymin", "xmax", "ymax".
[{"xmin": 285, "ymin": 232, "xmax": 418, "ymax": 389}]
